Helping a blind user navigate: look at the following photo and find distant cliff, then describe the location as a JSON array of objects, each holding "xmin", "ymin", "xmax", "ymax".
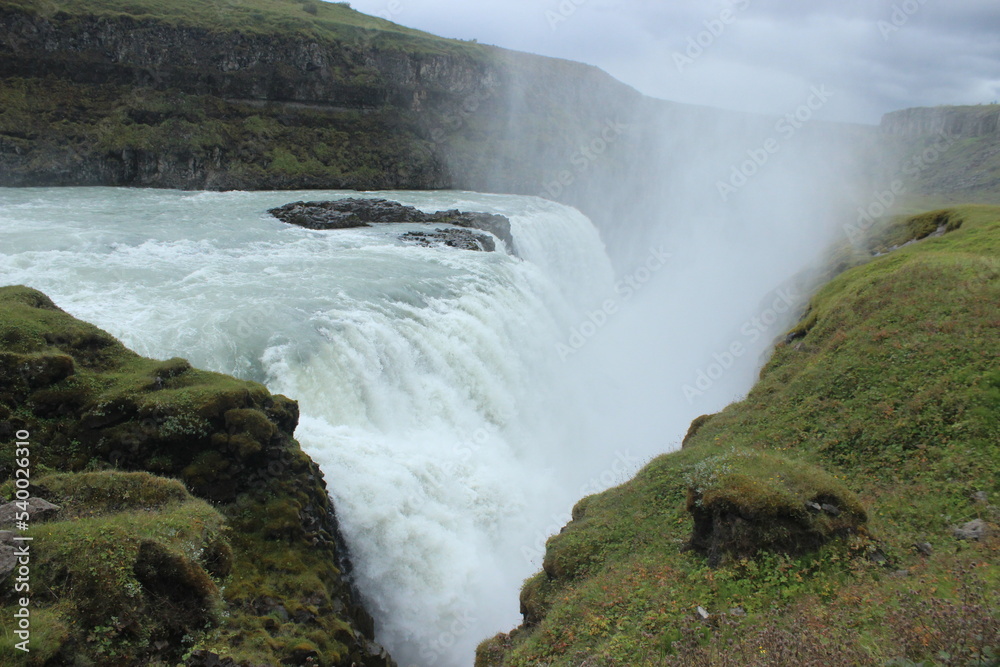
[
  {"xmin": 881, "ymin": 105, "xmax": 1000, "ymax": 139},
  {"xmin": 0, "ymin": 0, "xmax": 642, "ymax": 195},
  {"xmin": 877, "ymin": 105, "xmax": 1000, "ymax": 201}
]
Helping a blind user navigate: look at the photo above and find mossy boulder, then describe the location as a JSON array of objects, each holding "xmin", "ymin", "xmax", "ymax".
[
  {"xmin": 681, "ymin": 413, "xmax": 714, "ymax": 448},
  {"xmin": 684, "ymin": 450, "xmax": 867, "ymax": 566},
  {"xmin": 0, "ymin": 286, "xmax": 392, "ymax": 666}
]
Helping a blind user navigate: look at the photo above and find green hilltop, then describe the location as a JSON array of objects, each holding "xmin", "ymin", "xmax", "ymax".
[
  {"xmin": 4, "ymin": 0, "xmax": 471, "ymax": 53},
  {"xmin": 479, "ymin": 205, "xmax": 1000, "ymax": 665}
]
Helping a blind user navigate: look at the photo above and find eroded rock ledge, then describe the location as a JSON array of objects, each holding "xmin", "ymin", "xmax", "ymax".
[
  {"xmin": 0, "ymin": 286, "xmax": 394, "ymax": 667},
  {"xmin": 268, "ymin": 198, "xmax": 515, "ymax": 252}
]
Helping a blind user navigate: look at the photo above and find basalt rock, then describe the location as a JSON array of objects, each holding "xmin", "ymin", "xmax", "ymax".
[
  {"xmin": 401, "ymin": 228, "xmax": 496, "ymax": 252},
  {"xmin": 0, "ymin": 497, "xmax": 60, "ymax": 525},
  {"xmin": 269, "ymin": 197, "xmax": 515, "ymax": 251}
]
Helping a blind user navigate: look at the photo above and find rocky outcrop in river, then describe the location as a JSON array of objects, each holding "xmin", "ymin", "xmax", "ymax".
[{"xmin": 268, "ymin": 197, "xmax": 514, "ymax": 251}]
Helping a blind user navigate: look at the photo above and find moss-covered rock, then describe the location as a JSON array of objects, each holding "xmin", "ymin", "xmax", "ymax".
[
  {"xmin": 681, "ymin": 413, "xmax": 713, "ymax": 448},
  {"xmin": 0, "ymin": 286, "xmax": 392, "ymax": 666},
  {"xmin": 685, "ymin": 450, "xmax": 867, "ymax": 566},
  {"xmin": 0, "ymin": 471, "xmax": 228, "ymax": 665}
]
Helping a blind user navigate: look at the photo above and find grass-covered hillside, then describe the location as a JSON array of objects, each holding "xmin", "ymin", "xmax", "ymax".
[
  {"xmin": 478, "ymin": 205, "xmax": 1000, "ymax": 666},
  {"xmin": 0, "ymin": 286, "xmax": 390, "ymax": 666},
  {"xmin": 4, "ymin": 0, "xmax": 475, "ymax": 56}
]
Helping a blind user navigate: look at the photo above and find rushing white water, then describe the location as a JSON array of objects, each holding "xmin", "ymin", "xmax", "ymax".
[
  {"xmin": 0, "ymin": 184, "xmax": 830, "ymax": 665},
  {"xmin": 0, "ymin": 187, "xmax": 638, "ymax": 666}
]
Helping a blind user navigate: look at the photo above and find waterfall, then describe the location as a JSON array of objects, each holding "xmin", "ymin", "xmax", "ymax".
[{"xmin": 0, "ymin": 187, "xmax": 620, "ymax": 666}]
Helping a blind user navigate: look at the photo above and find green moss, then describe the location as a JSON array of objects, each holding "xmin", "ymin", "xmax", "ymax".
[
  {"xmin": 686, "ymin": 450, "xmax": 866, "ymax": 521},
  {"xmin": 681, "ymin": 413, "xmax": 714, "ymax": 448},
  {"xmin": 225, "ymin": 408, "xmax": 277, "ymax": 444},
  {"xmin": 685, "ymin": 450, "xmax": 867, "ymax": 565},
  {"xmin": 864, "ymin": 208, "xmax": 964, "ymax": 255},
  {"xmin": 1, "ymin": 470, "xmax": 191, "ymax": 515},
  {"xmin": 0, "ymin": 607, "xmax": 70, "ymax": 663}
]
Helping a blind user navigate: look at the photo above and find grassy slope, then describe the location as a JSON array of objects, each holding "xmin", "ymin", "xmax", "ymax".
[
  {"xmin": 0, "ymin": 286, "xmax": 378, "ymax": 666},
  {"xmin": 4, "ymin": 0, "xmax": 473, "ymax": 55},
  {"xmin": 479, "ymin": 206, "xmax": 1000, "ymax": 666}
]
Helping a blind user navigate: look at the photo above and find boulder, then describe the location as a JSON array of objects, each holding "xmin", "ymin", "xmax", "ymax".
[
  {"xmin": 952, "ymin": 519, "xmax": 989, "ymax": 541},
  {"xmin": 0, "ymin": 497, "xmax": 60, "ymax": 526},
  {"xmin": 268, "ymin": 198, "xmax": 515, "ymax": 252},
  {"xmin": 400, "ymin": 228, "xmax": 496, "ymax": 252},
  {"xmin": 0, "ymin": 544, "xmax": 15, "ymax": 580}
]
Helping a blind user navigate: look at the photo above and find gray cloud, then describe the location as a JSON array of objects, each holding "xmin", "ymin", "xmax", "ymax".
[{"xmin": 341, "ymin": 0, "xmax": 1000, "ymax": 123}]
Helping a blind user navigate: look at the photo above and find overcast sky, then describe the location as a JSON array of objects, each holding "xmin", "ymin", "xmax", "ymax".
[{"xmin": 342, "ymin": 0, "xmax": 1000, "ymax": 125}]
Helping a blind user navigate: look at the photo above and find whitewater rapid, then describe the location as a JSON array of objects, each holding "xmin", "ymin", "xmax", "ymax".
[{"xmin": 0, "ymin": 187, "xmax": 637, "ymax": 666}]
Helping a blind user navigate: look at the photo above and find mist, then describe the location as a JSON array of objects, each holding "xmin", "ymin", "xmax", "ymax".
[{"xmin": 402, "ymin": 10, "xmax": 876, "ymax": 665}]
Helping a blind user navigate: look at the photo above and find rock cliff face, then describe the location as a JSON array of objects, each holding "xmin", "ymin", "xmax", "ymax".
[
  {"xmin": 0, "ymin": 1, "xmax": 639, "ymax": 195},
  {"xmin": 0, "ymin": 8, "xmax": 493, "ymax": 110},
  {"xmin": 877, "ymin": 105, "xmax": 1000, "ymax": 200},
  {"xmin": 881, "ymin": 105, "xmax": 1000, "ymax": 138}
]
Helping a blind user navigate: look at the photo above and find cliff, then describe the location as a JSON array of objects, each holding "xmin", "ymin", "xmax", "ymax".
[
  {"xmin": 0, "ymin": 0, "xmax": 642, "ymax": 195},
  {"xmin": 478, "ymin": 206, "xmax": 1000, "ymax": 665},
  {"xmin": 877, "ymin": 105, "xmax": 1000, "ymax": 203},
  {"xmin": 881, "ymin": 105, "xmax": 1000, "ymax": 139},
  {"xmin": 0, "ymin": 286, "xmax": 393, "ymax": 666}
]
